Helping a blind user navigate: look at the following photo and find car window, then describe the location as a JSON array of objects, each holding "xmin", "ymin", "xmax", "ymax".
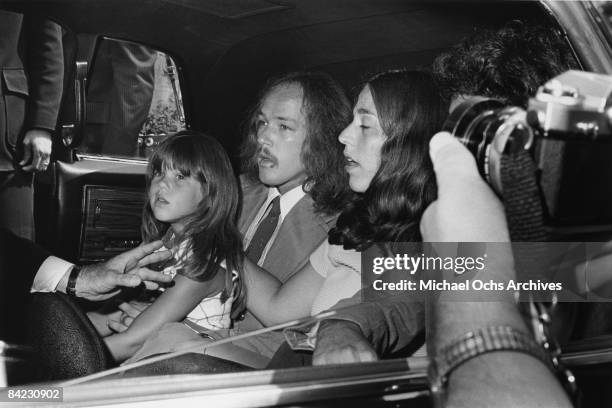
[{"xmin": 80, "ymin": 38, "xmax": 185, "ymax": 159}]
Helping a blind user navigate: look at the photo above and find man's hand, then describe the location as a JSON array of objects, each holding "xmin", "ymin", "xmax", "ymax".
[
  {"xmin": 19, "ymin": 129, "xmax": 52, "ymax": 172},
  {"xmin": 104, "ymin": 240, "xmax": 173, "ymax": 290},
  {"xmin": 66, "ymin": 241, "xmax": 172, "ymax": 301},
  {"xmin": 312, "ymin": 320, "xmax": 377, "ymax": 365},
  {"xmin": 420, "ymin": 132, "xmax": 509, "ymax": 243}
]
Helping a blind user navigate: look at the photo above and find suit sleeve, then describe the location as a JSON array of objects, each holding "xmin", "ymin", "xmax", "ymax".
[
  {"xmin": 327, "ymin": 291, "xmax": 425, "ymax": 356},
  {"xmin": 0, "ymin": 228, "xmax": 52, "ymax": 341},
  {"xmin": 24, "ymin": 16, "xmax": 64, "ymax": 131},
  {"xmin": 0, "ymin": 228, "xmax": 51, "ymax": 294}
]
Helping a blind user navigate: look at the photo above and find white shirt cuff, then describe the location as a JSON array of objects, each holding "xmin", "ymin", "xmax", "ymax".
[{"xmin": 30, "ymin": 256, "xmax": 74, "ymax": 293}]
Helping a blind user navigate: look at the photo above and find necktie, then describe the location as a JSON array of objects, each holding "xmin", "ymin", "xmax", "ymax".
[{"xmin": 246, "ymin": 196, "xmax": 281, "ymax": 264}]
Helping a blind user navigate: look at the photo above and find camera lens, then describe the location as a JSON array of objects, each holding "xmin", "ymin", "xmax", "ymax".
[
  {"xmin": 443, "ymin": 97, "xmax": 533, "ymax": 195},
  {"xmin": 443, "ymin": 97, "xmax": 505, "ymax": 175}
]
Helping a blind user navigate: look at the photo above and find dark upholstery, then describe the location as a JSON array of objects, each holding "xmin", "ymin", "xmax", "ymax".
[
  {"xmin": 0, "ymin": 228, "xmax": 50, "ymax": 344},
  {"xmin": 571, "ymin": 302, "xmax": 612, "ymax": 340},
  {"xmin": 26, "ymin": 293, "xmax": 115, "ymax": 381}
]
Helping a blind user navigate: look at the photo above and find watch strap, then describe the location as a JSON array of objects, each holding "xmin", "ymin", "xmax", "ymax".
[
  {"xmin": 66, "ymin": 265, "xmax": 81, "ymax": 297},
  {"xmin": 429, "ymin": 325, "xmax": 553, "ymax": 400}
]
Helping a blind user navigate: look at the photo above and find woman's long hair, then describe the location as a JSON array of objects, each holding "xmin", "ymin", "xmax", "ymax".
[
  {"xmin": 142, "ymin": 130, "xmax": 245, "ymax": 317},
  {"xmin": 329, "ymin": 70, "xmax": 447, "ymax": 250}
]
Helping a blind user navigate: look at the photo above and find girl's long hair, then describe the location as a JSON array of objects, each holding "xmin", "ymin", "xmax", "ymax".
[
  {"xmin": 142, "ymin": 130, "xmax": 245, "ymax": 317},
  {"xmin": 329, "ymin": 70, "xmax": 447, "ymax": 250}
]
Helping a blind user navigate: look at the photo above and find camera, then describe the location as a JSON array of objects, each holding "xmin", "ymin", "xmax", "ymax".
[{"xmin": 443, "ymin": 70, "xmax": 612, "ymax": 228}]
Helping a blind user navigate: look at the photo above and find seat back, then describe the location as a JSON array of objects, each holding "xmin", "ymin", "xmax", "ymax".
[{"xmin": 27, "ymin": 293, "xmax": 114, "ymax": 381}]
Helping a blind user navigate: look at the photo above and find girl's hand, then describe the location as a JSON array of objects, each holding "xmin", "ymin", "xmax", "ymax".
[
  {"xmin": 107, "ymin": 301, "xmax": 151, "ymax": 333},
  {"xmin": 87, "ymin": 309, "xmax": 123, "ymax": 337}
]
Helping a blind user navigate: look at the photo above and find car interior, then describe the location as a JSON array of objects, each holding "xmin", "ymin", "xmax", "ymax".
[{"xmin": 2, "ymin": 0, "xmax": 612, "ymax": 406}]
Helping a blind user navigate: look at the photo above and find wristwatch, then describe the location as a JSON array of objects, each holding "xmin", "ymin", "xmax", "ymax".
[
  {"xmin": 66, "ymin": 265, "xmax": 82, "ymax": 297},
  {"xmin": 428, "ymin": 325, "xmax": 553, "ymax": 406}
]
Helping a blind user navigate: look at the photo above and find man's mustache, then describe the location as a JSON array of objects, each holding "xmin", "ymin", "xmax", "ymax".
[{"xmin": 257, "ymin": 148, "xmax": 277, "ymax": 165}]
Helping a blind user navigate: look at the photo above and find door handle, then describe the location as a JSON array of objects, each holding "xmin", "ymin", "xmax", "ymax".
[{"xmin": 62, "ymin": 60, "xmax": 88, "ymax": 147}]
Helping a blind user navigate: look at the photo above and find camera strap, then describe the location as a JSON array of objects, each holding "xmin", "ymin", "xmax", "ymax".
[
  {"xmin": 499, "ymin": 149, "xmax": 578, "ymax": 403},
  {"xmin": 500, "ymin": 149, "xmax": 546, "ymax": 242}
]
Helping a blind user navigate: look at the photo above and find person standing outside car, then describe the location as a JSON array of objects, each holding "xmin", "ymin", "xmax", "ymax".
[
  {"xmin": 83, "ymin": 40, "xmax": 156, "ymax": 156},
  {"xmin": 0, "ymin": 11, "xmax": 64, "ymax": 240}
]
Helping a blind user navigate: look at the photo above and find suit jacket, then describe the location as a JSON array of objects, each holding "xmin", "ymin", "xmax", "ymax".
[
  {"xmin": 232, "ymin": 176, "xmax": 337, "ymax": 361},
  {"xmin": 0, "ymin": 11, "xmax": 64, "ymax": 171},
  {"xmin": 323, "ymin": 291, "xmax": 425, "ymax": 357},
  {"xmin": 238, "ymin": 177, "xmax": 337, "ymax": 283},
  {"xmin": 0, "ymin": 228, "xmax": 51, "ymax": 342},
  {"xmin": 84, "ymin": 41, "xmax": 156, "ymax": 156}
]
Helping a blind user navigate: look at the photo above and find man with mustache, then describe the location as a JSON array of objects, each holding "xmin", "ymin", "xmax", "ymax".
[{"xmin": 231, "ymin": 71, "xmax": 353, "ymax": 363}]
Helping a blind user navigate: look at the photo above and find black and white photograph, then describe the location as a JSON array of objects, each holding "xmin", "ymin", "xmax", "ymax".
[{"xmin": 1, "ymin": 0, "xmax": 612, "ymax": 406}]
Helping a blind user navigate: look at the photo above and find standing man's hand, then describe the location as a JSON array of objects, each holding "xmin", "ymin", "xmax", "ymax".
[
  {"xmin": 313, "ymin": 320, "xmax": 377, "ymax": 365},
  {"xmin": 19, "ymin": 129, "xmax": 52, "ymax": 172}
]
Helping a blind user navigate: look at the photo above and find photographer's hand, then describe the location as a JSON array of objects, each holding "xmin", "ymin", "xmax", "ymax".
[
  {"xmin": 420, "ymin": 131, "xmax": 509, "ymax": 242},
  {"xmin": 421, "ymin": 132, "xmax": 571, "ymax": 408}
]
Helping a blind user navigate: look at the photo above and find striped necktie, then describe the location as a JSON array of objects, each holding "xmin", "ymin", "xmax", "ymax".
[{"xmin": 246, "ymin": 196, "xmax": 281, "ymax": 264}]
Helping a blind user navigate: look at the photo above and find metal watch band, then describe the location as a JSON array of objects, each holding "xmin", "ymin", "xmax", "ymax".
[
  {"xmin": 66, "ymin": 265, "xmax": 81, "ymax": 297},
  {"xmin": 429, "ymin": 325, "xmax": 553, "ymax": 400}
]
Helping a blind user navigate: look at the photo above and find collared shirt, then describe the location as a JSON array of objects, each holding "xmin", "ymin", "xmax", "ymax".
[
  {"xmin": 243, "ymin": 184, "xmax": 306, "ymax": 265},
  {"xmin": 30, "ymin": 256, "xmax": 73, "ymax": 293}
]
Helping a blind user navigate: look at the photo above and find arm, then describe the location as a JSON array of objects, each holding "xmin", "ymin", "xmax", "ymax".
[
  {"xmin": 244, "ymin": 257, "xmax": 324, "ymax": 326},
  {"xmin": 24, "ymin": 17, "xmax": 64, "ymax": 131},
  {"xmin": 32, "ymin": 240, "xmax": 173, "ymax": 301},
  {"xmin": 313, "ymin": 294, "xmax": 424, "ymax": 365},
  {"xmin": 20, "ymin": 17, "xmax": 64, "ymax": 172},
  {"xmin": 423, "ymin": 132, "xmax": 571, "ymax": 407},
  {"xmin": 104, "ymin": 273, "xmax": 220, "ymax": 362}
]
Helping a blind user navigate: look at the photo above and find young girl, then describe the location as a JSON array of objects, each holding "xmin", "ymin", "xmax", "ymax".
[{"xmin": 100, "ymin": 130, "xmax": 245, "ymax": 362}]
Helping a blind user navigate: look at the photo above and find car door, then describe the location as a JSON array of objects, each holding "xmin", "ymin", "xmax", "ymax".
[{"xmin": 33, "ymin": 34, "xmax": 185, "ymax": 263}]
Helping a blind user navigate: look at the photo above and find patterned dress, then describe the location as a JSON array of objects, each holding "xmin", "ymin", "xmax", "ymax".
[{"xmin": 156, "ymin": 231, "xmax": 237, "ymax": 331}]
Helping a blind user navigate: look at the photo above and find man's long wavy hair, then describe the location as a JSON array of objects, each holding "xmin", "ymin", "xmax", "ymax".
[
  {"xmin": 433, "ymin": 20, "xmax": 579, "ymax": 107},
  {"xmin": 329, "ymin": 70, "xmax": 447, "ymax": 251},
  {"xmin": 142, "ymin": 131, "xmax": 245, "ymax": 318},
  {"xmin": 240, "ymin": 71, "xmax": 353, "ymax": 215}
]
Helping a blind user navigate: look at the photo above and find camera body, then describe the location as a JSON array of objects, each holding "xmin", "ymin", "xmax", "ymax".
[{"xmin": 443, "ymin": 70, "xmax": 612, "ymax": 229}]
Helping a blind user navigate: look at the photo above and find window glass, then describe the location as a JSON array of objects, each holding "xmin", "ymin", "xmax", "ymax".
[{"xmin": 80, "ymin": 38, "xmax": 185, "ymax": 159}]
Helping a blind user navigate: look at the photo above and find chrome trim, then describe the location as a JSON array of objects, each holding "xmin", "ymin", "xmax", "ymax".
[
  {"xmin": 76, "ymin": 154, "xmax": 148, "ymax": 166},
  {"xmin": 542, "ymin": 0, "xmax": 612, "ymax": 73},
  {"xmin": 55, "ymin": 361, "xmax": 428, "ymax": 407},
  {"xmin": 562, "ymin": 347, "xmax": 612, "ymax": 366}
]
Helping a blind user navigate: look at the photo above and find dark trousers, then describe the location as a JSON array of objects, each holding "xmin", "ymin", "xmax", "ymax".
[
  {"xmin": 266, "ymin": 342, "xmax": 313, "ymax": 369},
  {"xmin": 0, "ymin": 171, "xmax": 34, "ymax": 240}
]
